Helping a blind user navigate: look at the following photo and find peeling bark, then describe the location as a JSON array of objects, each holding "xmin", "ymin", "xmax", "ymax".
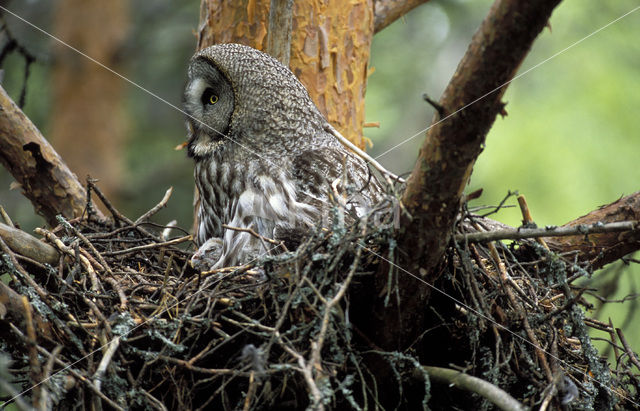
[
  {"xmin": 546, "ymin": 192, "xmax": 640, "ymax": 270},
  {"xmin": 197, "ymin": 0, "xmax": 373, "ymax": 148},
  {"xmin": 0, "ymin": 86, "xmax": 100, "ymax": 226}
]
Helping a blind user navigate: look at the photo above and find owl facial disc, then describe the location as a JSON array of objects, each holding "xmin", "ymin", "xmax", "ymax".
[{"xmin": 183, "ymin": 58, "xmax": 235, "ymax": 159}]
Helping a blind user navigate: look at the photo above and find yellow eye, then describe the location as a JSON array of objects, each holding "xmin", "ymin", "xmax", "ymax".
[{"xmin": 201, "ymin": 88, "xmax": 219, "ymax": 106}]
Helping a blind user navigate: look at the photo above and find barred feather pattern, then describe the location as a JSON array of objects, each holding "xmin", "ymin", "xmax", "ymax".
[
  {"xmin": 194, "ymin": 155, "xmax": 319, "ymax": 268},
  {"xmin": 185, "ymin": 44, "xmax": 385, "ymax": 269}
]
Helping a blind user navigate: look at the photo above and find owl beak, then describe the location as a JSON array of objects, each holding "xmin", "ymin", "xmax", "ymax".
[
  {"xmin": 185, "ymin": 121, "xmax": 198, "ymax": 158},
  {"xmin": 186, "ymin": 121, "xmax": 195, "ymax": 140}
]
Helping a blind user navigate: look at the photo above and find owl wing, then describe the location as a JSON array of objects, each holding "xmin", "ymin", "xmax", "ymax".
[
  {"xmin": 291, "ymin": 144, "xmax": 385, "ymax": 219},
  {"xmin": 215, "ymin": 169, "xmax": 319, "ymax": 268},
  {"xmin": 212, "ymin": 144, "xmax": 383, "ymax": 268}
]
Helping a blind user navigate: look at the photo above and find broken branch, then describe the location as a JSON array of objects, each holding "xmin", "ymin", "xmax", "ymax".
[
  {"xmin": 545, "ymin": 192, "xmax": 640, "ymax": 269},
  {"xmin": 0, "ymin": 222, "xmax": 59, "ymax": 265},
  {"xmin": 0, "ymin": 85, "xmax": 103, "ymax": 226}
]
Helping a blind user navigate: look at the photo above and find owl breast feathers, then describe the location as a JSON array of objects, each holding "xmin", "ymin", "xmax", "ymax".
[{"xmin": 184, "ymin": 43, "xmax": 384, "ymax": 269}]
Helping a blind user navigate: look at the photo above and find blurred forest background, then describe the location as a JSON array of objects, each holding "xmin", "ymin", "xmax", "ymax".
[{"xmin": 1, "ymin": 1, "xmax": 638, "ymax": 353}]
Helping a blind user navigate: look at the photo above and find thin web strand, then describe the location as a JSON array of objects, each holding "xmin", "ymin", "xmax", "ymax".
[
  {"xmin": 1, "ymin": 4, "xmax": 638, "ymax": 408},
  {"xmin": 359, "ymin": 243, "xmax": 640, "ymax": 408},
  {"xmin": 0, "ymin": 6, "xmax": 282, "ymax": 175},
  {"xmin": 373, "ymin": 5, "xmax": 640, "ymax": 161}
]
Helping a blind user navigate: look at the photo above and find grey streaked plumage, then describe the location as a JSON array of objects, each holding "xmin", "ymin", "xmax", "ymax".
[{"xmin": 184, "ymin": 43, "xmax": 383, "ymax": 268}]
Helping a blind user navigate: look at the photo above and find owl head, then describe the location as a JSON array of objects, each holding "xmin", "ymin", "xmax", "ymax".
[{"xmin": 183, "ymin": 43, "xmax": 328, "ymax": 161}]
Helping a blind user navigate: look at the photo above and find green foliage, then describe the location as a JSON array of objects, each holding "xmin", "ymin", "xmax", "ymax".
[
  {"xmin": 367, "ymin": 1, "xmax": 640, "ymax": 226},
  {"xmin": 366, "ymin": 1, "xmax": 640, "ymax": 354},
  {"xmin": 1, "ymin": 0, "xmax": 637, "ymax": 377}
]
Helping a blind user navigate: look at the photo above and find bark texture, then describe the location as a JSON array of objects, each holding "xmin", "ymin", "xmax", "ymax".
[
  {"xmin": 0, "ymin": 86, "xmax": 99, "ymax": 226},
  {"xmin": 0, "ymin": 223, "xmax": 59, "ymax": 265},
  {"xmin": 399, "ymin": 0, "xmax": 563, "ymax": 279},
  {"xmin": 546, "ymin": 192, "xmax": 640, "ymax": 270},
  {"xmin": 197, "ymin": 0, "xmax": 374, "ymax": 149},
  {"xmin": 0, "ymin": 281, "xmax": 53, "ymax": 340},
  {"xmin": 372, "ymin": 0, "xmax": 563, "ymax": 352},
  {"xmin": 266, "ymin": 0, "xmax": 294, "ymax": 65}
]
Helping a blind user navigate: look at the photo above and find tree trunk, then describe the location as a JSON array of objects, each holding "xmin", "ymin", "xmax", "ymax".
[
  {"xmin": 375, "ymin": 0, "xmax": 563, "ymax": 352},
  {"xmin": 197, "ymin": 0, "xmax": 374, "ymax": 149},
  {"xmin": 399, "ymin": 0, "xmax": 563, "ymax": 281},
  {"xmin": 50, "ymin": 0, "xmax": 129, "ymax": 202}
]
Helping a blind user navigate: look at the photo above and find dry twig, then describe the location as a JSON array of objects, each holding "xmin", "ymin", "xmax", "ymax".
[
  {"xmin": 456, "ymin": 220, "xmax": 638, "ymax": 243},
  {"xmin": 421, "ymin": 366, "xmax": 526, "ymax": 411}
]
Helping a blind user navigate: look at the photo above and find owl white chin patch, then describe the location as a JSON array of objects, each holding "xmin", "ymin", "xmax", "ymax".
[{"xmin": 188, "ymin": 131, "xmax": 225, "ymax": 158}]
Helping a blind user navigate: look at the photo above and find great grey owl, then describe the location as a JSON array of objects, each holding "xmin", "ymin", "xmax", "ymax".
[{"xmin": 184, "ymin": 43, "xmax": 384, "ymax": 269}]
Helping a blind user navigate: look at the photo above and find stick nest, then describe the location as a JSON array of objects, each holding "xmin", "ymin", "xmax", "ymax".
[{"xmin": 0, "ymin": 186, "xmax": 638, "ymax": 410}]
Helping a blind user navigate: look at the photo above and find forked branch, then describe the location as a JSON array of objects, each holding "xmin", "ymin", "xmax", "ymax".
[{"xmin": 399, "ymin": 0, "xmax": 562, "ymax": 278}]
